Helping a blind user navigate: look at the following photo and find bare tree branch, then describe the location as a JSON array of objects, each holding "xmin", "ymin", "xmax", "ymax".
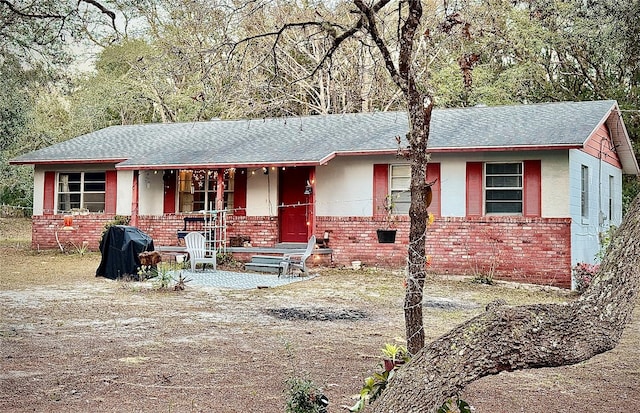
[
  {"xmin": 354, "ymin": 0, "xmax": 404, "ymax": 91},
  {"xmin": 0, "ymin": 0, "xmax": 66, "ymax": 19},
  {"xmin": 81, "ymin": 0, "xmax": 116, "ymax": 31}
]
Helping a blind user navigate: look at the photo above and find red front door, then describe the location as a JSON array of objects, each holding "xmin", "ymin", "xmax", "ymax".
[{"xmin": 279, "ymin": 167, "xmax": 312, "ymax": 242}]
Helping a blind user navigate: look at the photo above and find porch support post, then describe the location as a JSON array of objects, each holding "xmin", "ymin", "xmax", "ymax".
[
  {"xmin": 216, "ymin": 168, "xmax": 225, "ymax": 210},
  {"xmin": 131, "ymin": 170, "xmax": 139, "ymax": 227},
  {"xmin": 308, "ymin": 168, "xmax": 316, "ymax": 239}
]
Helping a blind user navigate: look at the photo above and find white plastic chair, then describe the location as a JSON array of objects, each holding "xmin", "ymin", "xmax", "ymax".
[
  {"xmin": 281, "ymin": 235, "xmax": 316, "ymax": 276},
  {"xmin": 185, "ymin": 232, "xmax": 217, "ymax": 271}
]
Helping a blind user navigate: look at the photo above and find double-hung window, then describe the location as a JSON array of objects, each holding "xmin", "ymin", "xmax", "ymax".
[
  {"xmin": 390, "ymin": 164, "xmax": 411, "ymax": 214},
  {"xmin": 581, "ymin": 165, "xmax": 589, "ymax": 219},
  {"xmin": 608, "ymin": 175, "xmax": 614, "ymax": 221},
  {"xmin": 57, "ymin": 172, "xmax": 106, "ymax": 213},
  {"xmin": 485, "ymin": 163, "xmax": 523, "ymax": 214}
]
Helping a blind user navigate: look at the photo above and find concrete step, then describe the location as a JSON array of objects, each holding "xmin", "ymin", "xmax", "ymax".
[
  {"xmin": 275, "ymin": 242, "xmax": 307, "ymax": 249},
  {"xmin": 251, "ymin": 255, "xmax": 285, "ymax": 264},
  {"xmin": 244, "ymin": 262, "xmax": 282, "ymax": 273}
]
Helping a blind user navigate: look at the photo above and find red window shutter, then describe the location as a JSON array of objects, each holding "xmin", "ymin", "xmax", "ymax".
[
  {"xmin": 466, "ymin": 162, "xmax": 483, "ymax": 216},
  {"xmin": 523, "ymin": 160, "xmax": 542, "ymax": 217},
  {"xmin": 105, "ymin": 170, "xmax": 117, "ymax": 214},
  {"xmin": 43, "ymin": 171, "xmax": 55, "ymax": 215},
  {"xmin": 233, "ymin": 168, "xmax": 247, "ymax": 216},
  {"xmin": 163, "ymin": 171, "xmax": 176, "ymax": 214},
  {"xmin": 373, "ymin": 164, "xmax": 389, "ymax": 217},
  {"xmin": 426, "ymin": 163, "xmax": 441, "ymax": 217}
]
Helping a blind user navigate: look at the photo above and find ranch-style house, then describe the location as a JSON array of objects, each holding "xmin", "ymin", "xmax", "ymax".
[{"xmin": 10, "ymin": 100, "xmax": 639, "ymax": 288}]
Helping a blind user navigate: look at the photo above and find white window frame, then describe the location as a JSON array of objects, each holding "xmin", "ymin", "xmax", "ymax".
[
  {"xmin": 608, "ymin": 175, "xmax": 614, "ymax": 221},
  {"xmin": 57, "ymin": 171, "xmax": 106, "ymax": 213},
  {"xmin": 581, "ymin": 165, "xmax": 589, "ymax": 219},
  {"xmin": 484, "ymin": 162, "xmax": 523, "ymax": 215},
  {"xmin": 389, "ymin": 164, "xmax": 410, "ymax": 214}
]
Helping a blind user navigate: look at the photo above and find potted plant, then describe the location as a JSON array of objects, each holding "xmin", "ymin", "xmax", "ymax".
[{"xmin": 377, "ymin": 195, "xmax": 398, "ymax": 243}]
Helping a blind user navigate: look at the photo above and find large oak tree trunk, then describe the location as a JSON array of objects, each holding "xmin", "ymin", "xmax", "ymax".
[{"xmin": 372, "ymin": 194, "xmax": 640, "ymax": 412}]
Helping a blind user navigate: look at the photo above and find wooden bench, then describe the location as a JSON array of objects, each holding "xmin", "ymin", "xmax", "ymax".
[{"xmin": 177, "ymin": 216, "xmax": 205, "ymax": 245}]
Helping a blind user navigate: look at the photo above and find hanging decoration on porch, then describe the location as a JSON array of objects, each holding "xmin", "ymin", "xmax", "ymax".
[{"xmin": 192, "ymin": 170, "xmax": 207, "ymax": 189}]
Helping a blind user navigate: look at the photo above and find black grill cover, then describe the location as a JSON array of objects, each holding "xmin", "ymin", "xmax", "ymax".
[{"xmin": 96, "ymin": 225, "xmax": 154, "ymax": 279}]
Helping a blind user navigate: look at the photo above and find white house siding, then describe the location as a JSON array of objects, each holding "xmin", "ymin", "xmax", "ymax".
[
  {"xmin": 246, "ymin": 169, "xmax": 278, "ymax": 216},
  {"xmin": 32, "ymin": 167, "xmax": 45, "ymax": 215},
  {"xmin": 541, "ymin": 152, "xmax": 570, "ymax": 217},
  {"xmin": 33, "ymin": 164, "xmax": 123, "ymax": 216},
  {"xmin": 116, "ymin": 170, "xmax": 133, "ymax": 216},
  {"xmin": 313, "ymin": 151, "xmax": 573, "ymax": 219},
  {"xmin": 315, "ymin": 156, "xmax": 377, "ymax": 216},
  {"xmin": 569, "ymin": 149, "xmax": 622, "ymax": 267},
  {"xmin": 438, "ymin": 155, "xmax": 467, "ymax": 217},
  {"xmin": 138, "ymin": 170, "xmax": 164, "ymax": 215},
  {"xmin": 435, "ymin": 151, "xmax": 569, "ymax": 217}
]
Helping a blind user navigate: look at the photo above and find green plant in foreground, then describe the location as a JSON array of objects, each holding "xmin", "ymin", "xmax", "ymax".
[
  {"xmin": 596, "ymin": 224, "xmax": 617, "ymax": 263},
  {"xmin": 137, "ymin": 264, "xmax": 158, "ymax": 281},
  {"xmin": 215, "ymin": 251, "xmax": 244, "ymax": 269},
  {"xmin": 348, "ymin": 342, "xmax": 410, "ymax": 412},
  {"xmin": 348, "ymin": 369, "xmax": 394, "ymax": 412},
  {"xmin": 381, "ymin": 343, "xmax": 410, "ymax": 367},
  {"xmin": 437, "ymin": 396, "xmax": 472, "ymax": 413},
  {"xmin": 349, "ymin": 343, "xmax": 472, "ymax": 412},
  {"xmin": 284, "ymin": 377, "xmax": 328, "ymax": 413},
  {"xmin": 151, "ymin": 264, "xmax": 174, "ymax": 290}
]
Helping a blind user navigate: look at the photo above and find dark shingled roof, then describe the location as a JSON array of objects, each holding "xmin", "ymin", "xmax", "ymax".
[{"xmin": 10, "ymin": 100, "xmax": 638, "ymax": 173}]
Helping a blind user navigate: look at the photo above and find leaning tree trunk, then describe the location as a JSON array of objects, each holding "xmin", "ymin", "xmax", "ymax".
[{"xmin": 372, "ymin": 194, "xmax": 640, "ymax": 412}]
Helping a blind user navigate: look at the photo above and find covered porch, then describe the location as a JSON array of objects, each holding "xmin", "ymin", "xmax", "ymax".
[{"xmin": 156, "ymin": 240, "xmax": 334, "ymax": 273}]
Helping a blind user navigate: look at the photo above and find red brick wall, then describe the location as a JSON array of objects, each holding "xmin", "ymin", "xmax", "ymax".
[
  {"xmin": 32, "ymin": 214, "xmax": 117, "ymax": 251},
  {"xmin": 126, "ymin": 215, "xmax": 281, "ymax": 247},
  {"xmin": 315, "ymin": 215, "xmax": 572, "ymax": 288},
  {"xmin": 226, "ymin": 215, "xmax": 279, "ymax": 247},
  {"xmin": 31, "ymin": 213, "xmax": 572, "ymax": 287},
  {"xmin": 31, "ymin": 214, "xmax": 281, "ymax": 251}
]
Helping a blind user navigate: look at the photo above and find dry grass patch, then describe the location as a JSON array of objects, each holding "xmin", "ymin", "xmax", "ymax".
[{"xmin": 1, "ymin": 218, "xmax": 638, "ymax": 412}]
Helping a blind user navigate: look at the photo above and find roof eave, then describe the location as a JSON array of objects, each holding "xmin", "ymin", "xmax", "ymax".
[
  {"xmin": 427, "ymin": 144, "xmax": 582, "ymax": 153},
  {"xmin": 330, "ymin": 145, "xmax": 582, "ymax": 158},
  {"xmin": 115, "ymin": 160, "xmax": 322, "ymax": 171},
  {"xmin": 606, "ymin": 104, "xmax": 640, "ymax": 175},
  {"xmin": 9, "ymin": 158, "xmax": 125, "ymax": 166}
]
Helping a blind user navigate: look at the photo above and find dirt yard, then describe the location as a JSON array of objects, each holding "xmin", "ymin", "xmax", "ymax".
[{"xmin": 1, "ymin": 217, "xmax": 639, "ymax": 412}]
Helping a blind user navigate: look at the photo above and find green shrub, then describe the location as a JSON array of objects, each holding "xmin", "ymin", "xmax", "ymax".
[
  {"xmin": 438, "ymin": 396, "xmax": 472, "ymax": 413},
  {"xmin": 284, "ymin": 377, "xmax": 328, "ymax": 413}
]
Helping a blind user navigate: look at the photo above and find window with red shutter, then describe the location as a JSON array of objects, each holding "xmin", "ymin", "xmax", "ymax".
[
  {"xmin": 57, "ymin": 171, "xmax": 106, "ymax": 213},
  {"xmin": 466, "ymin": 161, "xmax": 541, "ymax": 217},
  {"xmin": 233, "ymin": 168, "xmax": 247, "ymax": 216},
  {"xmin": 523, "ymin": 160, "xmax": 541, "ymax": 217},
  {"xmin": 373, "ymin": 164, "xmax": 389, "ymax": 216},
  {"xmin": 426, "ymin": 163, "xmax": 441, "ymax": 216},
  {"xmin": 43, "ymin": 171, "xmax": 55, "ymax": 215},
  {"xmin": 105, "ymin": 170, "xmax": 117, "ymax": 214},
  {"xmin": 466, "ymin": 162, "xmax": 483, "ymax": 216}
]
